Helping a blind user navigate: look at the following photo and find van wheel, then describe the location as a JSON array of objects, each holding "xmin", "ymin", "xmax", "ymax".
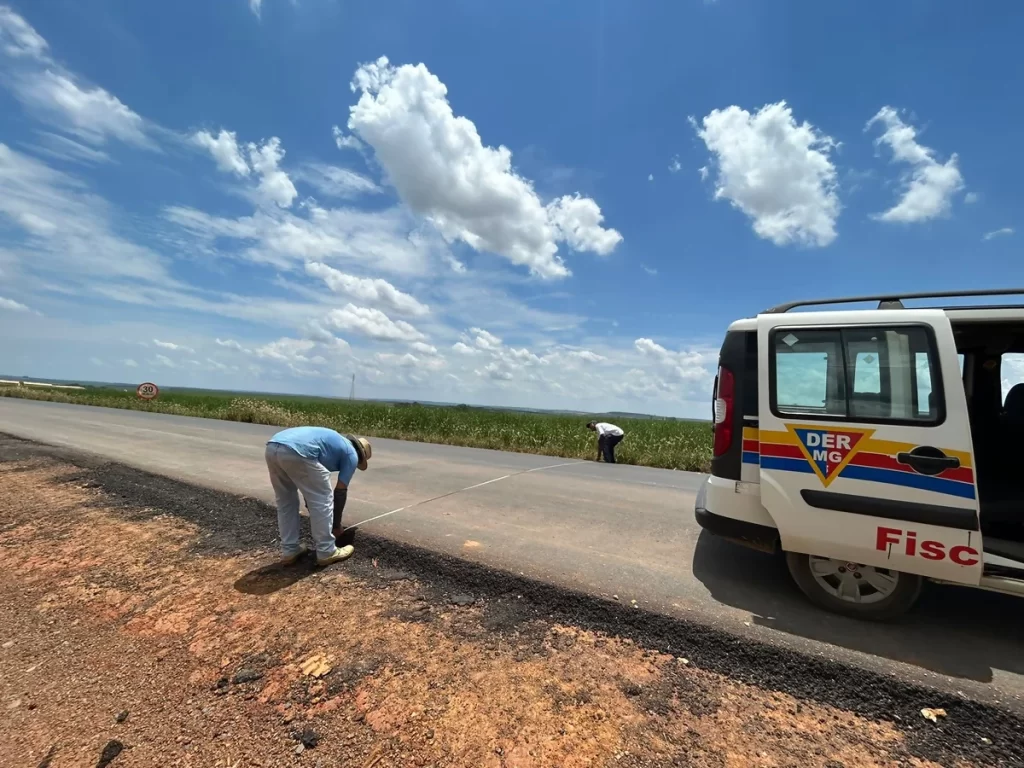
[{"xmin": 785, "ymin": 552, "xmax": 923, "ymax": 621}]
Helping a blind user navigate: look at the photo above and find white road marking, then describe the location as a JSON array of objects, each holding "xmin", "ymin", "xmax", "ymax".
[{"xmin": 346, "ymin": 460, "xmax": 582, "ymax": 530}]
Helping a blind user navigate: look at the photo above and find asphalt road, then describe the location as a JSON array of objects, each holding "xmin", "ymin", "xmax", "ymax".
[{"xmin": 2, "ymin": 398, "xmax": 1023, "ymax": 710}]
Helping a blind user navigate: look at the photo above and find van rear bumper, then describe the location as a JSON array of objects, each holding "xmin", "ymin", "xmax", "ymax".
[{"xmin": 694, "ymin": 477, "xmax": 779, "ymax": 553}]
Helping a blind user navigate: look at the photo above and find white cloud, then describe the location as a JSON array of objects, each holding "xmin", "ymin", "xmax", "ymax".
[
  {"xmin": 331, "ymin": 124, "xmax": 364, "ymax": 152},
  {"xmin": 468, "ymin": 327, "xmax": 502, "ymax": 350},
  {"xmin": 249, "ymin": 0, "xmax": 262, "ymax": 18},
  {"xmin": 292, "ymin": 163, "xmax": 379, "ymax": 199},
  {"xmin": 866, "ymin": 107, "xmax": 964, "ymax": 223},
  {"xmin": 540, "ymin": 347, "xmax": 607, "ymax": 366},
  {"xmin": 323, "ymin": 303, "xmax": 425, "ymax": 342},
  {"xmin": 192, "ymin": 130, "xmax": 250, "ymax": 176},
  {"xmin": 301, "ymin": 321, "xmax": 350, "ymax": 349},
  {"xmin": 124, "ymin": 358, "xmax": 138, "ymax": 367},
  {"xmin": 376, "ymin": 351, "xmax": 446, "ymax": 373},
  {"xmin": 698, "ymin": 165, "xmax": 709, "ymax": 181},
  {"xmin": 983, "ymin": 227, "xmax": 1014, "ymax": 241},
  {"xmin": 546, "ymin": 195, "xmax": 622, "ymax": 256},
  {"xmin": 0, "ymin": 144, "xmax": 168, "ymax": 283},
  {"xmin": 12, "ymin": 70, "xmax": 150, "ymax": 148},
  {"xmin": 0, "ymin": 296, "xmax": 32, "ymax": 312},
  {"xmin": 612, "ymin": 368, "xmax": 677, "ymax": 401},
  {"xmin": 218, "ymin": 332, "xmax": 347, "ymax": 367},
  {"xmin": 635, "ymin": 337, "xmax": 716, "ymax": 384},
  {"xmin": 451, "ymin": 328, "xmax": 615, "ymax": 391},
  {"xmin": 0, "ymin": 9, "xmax": 153, "ymax": 151},
  {"xmin": 964, "ymin": 192, "xmax": 979, "ymax": 204},
  {"xmin": 506, "ymin": 347, "xmax": 544, "ymax": 365},
  {"xmin": 568, "ymin": 350, "xmax": 606, "ymax": 363},
  {"xmin": 635, "ymin": 337, "xmax": 670, "ymax": 359},
  {"xmin": 694, "ymin": 101, "xmax": 840, "ymax": 247},
  {"xmin": 164, "ymin": 200, "xmax": 436, "ymax": 276},
  {"xmin": 254, "ymin": 337, "xmax": 324, "ymax": 364},
  {"xmin": 642, "ymin": 264, "xmax": 658, "ymax": 276},
  {"xmin": 89, "ymin": 356, "xmax": 103, "ymax": 366},
  {"xmin": 209, "ymin": 335, "xmax": 345, "ymax": 376},
  {"xmin": 247, "ymin": 137, "xmax": 298, "ymax": 209},
  {"xmin": 305, "ymin": 261, "xmax": 428, "ymax": 317},
  {"xmin": 152, "ymin": 338, "xmax": 195, "ymax": 353},
  {"xmin": 477, "ymin": 360, "xmax": 514, "ymax": 381},
  {"xmin": 30, "ymin": 132, "xmax": 111, "ymax": 164},
  {"xmin": 15, "ymin": 211, "xmax": 55, "ymax": 234},
  {"xmin": 347, "ymin": 56, "xmax": 621, "ymax": 279},
  {"xmin": 648, "ymin": 173, "xmax": 654, "ymax": 182},
  {"xmin": 668, "ymin": 156, "xmax": 682, "ymax": 173},
  {"xmin": 155, "ymin": 354, "xmax": 175, "ymax": 368},
  {"xmin": 410, "ymin": 341, "xmax": 438, "ymax": 356},
  {"xmin": 192, "ymin": 131, "xmax": 297, "ymax": 209},
  {"xmin": 443, "ymin": 253, "xmax": 467, "ymax": 274},
  {"xmin": 0, "ymin": 6, "xmax": 47, "ymax": 59}
]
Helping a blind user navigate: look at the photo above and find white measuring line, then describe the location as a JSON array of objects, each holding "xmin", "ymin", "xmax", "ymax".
[{"xmin": 344, "ymin": 459, "xmax": 582, "ymax": 531}]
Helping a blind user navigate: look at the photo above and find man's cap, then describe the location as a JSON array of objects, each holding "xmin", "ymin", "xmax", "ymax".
[{"xmin": 350, "ymin": 435, "xmax": 372, "ymax": 470}]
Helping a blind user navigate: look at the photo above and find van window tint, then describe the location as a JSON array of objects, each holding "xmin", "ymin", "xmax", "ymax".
[
  {"xmin": 916, "ymin": 352, "xmax": 935, "ymax": 416},
  {"xmin": 1002, "ymin": 353, "xmax": 1024, "ymax": 404},
  {"xmin": 771, "ymin": 326, "xmax": 942, "ymax": 424},
  {"xmin": 772, "ymin": 330, "xmax": 846, "ymax": 416},
  {"xmin": 852, "ymin": 351, "xmax": 881, "ymax": 394}
]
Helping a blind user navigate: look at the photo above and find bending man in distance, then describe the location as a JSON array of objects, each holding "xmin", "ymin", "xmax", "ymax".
[{"xmin": 587, "ymin": 421, "xmax": 625, "ymax": 464}]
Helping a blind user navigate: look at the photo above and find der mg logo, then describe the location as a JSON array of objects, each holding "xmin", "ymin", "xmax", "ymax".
[
  {"xmin": 788, "ymin": 425, "xmax": 873, "ymax": 486},
  {"xmin": 875, "ymin": 526, "xmax": 979, "ymax": 566},
  {"xmin": 804, "ymin": 432, "xmax": 853, "ymax": 464}
]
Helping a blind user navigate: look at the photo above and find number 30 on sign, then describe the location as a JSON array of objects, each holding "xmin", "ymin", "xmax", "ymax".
[{"xmin": 136, "ymin": 382, "xmax": 159, "ymax": 401}]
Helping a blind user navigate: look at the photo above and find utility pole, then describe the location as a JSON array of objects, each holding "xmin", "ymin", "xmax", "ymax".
[{"xmin": 349, "ymin": 373, "xmax": 355, "ymax": 401}]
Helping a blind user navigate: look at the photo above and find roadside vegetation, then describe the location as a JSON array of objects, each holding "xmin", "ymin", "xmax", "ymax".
[{"xmin": 0, "ymin": 385, "xmax": 713, "ymax": 471}]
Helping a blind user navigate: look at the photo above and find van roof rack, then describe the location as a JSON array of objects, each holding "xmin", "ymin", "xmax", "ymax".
[{"xmin": 765, "ymin": 289, "xmax": 1024, "ymax": 314}]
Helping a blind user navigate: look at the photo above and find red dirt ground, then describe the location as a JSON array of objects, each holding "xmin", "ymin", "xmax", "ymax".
[{"xmin": 0, "ymin": 455, "xmax": 956, "ymax": 768}]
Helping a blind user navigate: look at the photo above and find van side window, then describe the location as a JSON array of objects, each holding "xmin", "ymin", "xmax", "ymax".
[
  {"xmin": 773, "ymin": 330, "xmax": 846, "ymax": 416},
  {"xmin": 1002, "ymin": 353, "xmax": 1024, "ymax": 404},
  {"xmin": 916, "ymin": 352, "xmax": 935, "ymax": 417},
  {"xmin": 771, "ymin": 326, "xmax": 943, "ymax": 424}
]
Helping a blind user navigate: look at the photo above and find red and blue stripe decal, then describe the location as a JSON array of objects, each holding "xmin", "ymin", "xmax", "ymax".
[{"xmin": 741, "ymin": 426, "xmax": 976, "ymax": 500}]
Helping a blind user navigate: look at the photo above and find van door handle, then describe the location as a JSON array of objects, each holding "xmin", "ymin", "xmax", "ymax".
[{"xmin": 896, "ymin": 447, "xmax": 960, "ymax": 476}]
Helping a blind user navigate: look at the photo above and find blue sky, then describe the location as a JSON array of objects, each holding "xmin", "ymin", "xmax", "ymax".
[{"xmin": 0, "ymin": 1, "xmax": 1020, "ymax": 417}]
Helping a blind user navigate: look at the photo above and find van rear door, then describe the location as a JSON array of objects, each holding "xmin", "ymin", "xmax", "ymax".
[{"xmin": 756, "ymin": 309, "xmax": 982, "ymax": 586}]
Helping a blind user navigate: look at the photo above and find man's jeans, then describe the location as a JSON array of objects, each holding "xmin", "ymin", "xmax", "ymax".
[
  {"xmin": 265, "ymin": 443, "xmax": 335, "ymax": 559},
  {"xmin": 599, "ymin": 433, "xmax": 624, "ymax": 463}
]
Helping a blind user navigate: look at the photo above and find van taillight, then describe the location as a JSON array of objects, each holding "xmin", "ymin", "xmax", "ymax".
[{"xmin": 712, "ymin": 365, "xmax": 734, "ymax": 457}]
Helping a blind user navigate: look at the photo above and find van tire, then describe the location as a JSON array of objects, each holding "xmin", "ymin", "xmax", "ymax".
[{"xmin": 785, "ymin": 552, "xmax": 923, "ymax": 621}]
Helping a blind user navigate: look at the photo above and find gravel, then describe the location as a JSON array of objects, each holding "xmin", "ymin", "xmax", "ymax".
[{"xmin": 231, "ymin": 669, "xmax": 263, "ymax": 684}]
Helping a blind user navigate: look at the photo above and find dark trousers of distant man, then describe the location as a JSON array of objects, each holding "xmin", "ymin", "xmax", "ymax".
[{"xmin": 598, "ymin": 433, "xmax": 624, "ymax": 463}]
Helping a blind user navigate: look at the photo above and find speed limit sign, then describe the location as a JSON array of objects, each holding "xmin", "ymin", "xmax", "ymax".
[{"xmin": 136, "ymin": 382, "xmax": 159, "ymax": 401}]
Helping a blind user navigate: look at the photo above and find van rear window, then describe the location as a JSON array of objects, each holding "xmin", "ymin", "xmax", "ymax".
[{"xmin": 770, "ymin": 326, "xmax": 943, "ymax": 425}]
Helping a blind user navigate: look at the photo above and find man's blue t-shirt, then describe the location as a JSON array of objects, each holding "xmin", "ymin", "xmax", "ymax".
[{"xmin": 268, "ymin": 427, "xmax": 358, "ymax": 486}]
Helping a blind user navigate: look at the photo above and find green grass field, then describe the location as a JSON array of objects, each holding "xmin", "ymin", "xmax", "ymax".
[{"xmin": 0, "ymin": 385, "xmax": 713, "ymax": 472}]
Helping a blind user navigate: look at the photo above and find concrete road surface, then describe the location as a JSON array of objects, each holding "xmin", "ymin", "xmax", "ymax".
[{"xmin": 2, "ymin": 398, "xmax": 1023, "ymax": 710}]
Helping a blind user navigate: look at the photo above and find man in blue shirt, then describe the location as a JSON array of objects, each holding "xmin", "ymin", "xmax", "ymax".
[{"xmin": 264, "ymin": 426, "xmax": 372, "ymax": 566}]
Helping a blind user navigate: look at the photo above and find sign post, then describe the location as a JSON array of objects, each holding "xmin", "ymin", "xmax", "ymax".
[{"xmin": 136, "ymin": 382, "xmax": 159, "ymax": 401}]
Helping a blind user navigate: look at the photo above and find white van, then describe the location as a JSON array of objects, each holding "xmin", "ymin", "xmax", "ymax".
[{"xmin": 695, "ymin": 290, "xmax": 1024, "ymax": 619}]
